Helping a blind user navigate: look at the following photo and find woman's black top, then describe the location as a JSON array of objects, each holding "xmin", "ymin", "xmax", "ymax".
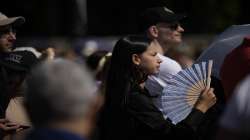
[{"xmin": 99, "ymin": 86, "xmax": 205, "ymax": 140}]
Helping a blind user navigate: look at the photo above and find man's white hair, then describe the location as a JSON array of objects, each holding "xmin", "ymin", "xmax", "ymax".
[{"xmin": 25, "ymin": 59, "xmax": 97, "ymax": 126}]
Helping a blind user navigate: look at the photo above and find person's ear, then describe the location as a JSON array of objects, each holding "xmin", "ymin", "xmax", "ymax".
[
  {"xmin": 132, "ymin": 54, "xmax": 141, "ymax": 65},
  {"xmin": 148, "ymin": 25, "xmax": 158, "ymax": 38}
]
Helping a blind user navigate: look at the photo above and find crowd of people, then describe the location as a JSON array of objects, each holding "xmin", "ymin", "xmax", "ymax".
[{"xmin": 0, "ymin": 6, "xmax": 249, "ymax": 140}]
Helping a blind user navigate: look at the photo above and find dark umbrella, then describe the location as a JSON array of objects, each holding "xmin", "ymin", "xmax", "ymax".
[{"xmin": 196, "ymin": 24, "xmax": 250, "ymax": 79}]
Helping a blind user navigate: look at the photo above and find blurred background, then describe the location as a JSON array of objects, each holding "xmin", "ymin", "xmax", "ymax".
[{"xmin": 1, "ymin": 0, "xmax": 250, "ymax": 60}]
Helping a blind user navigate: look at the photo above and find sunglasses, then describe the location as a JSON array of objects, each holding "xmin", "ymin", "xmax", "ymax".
[{"xmin": 157, "ymin": 22, "xmax": 180, "ymax": 31}]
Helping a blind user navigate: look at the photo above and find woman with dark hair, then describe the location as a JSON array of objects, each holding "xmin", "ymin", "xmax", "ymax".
[{"xmin": 99, "ymin": 35, "xmax": 217, "ymax": 140}]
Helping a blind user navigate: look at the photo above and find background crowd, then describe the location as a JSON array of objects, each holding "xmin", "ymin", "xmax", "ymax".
[{"xmin": 0, "ymin": 1, "xmax": 250, "ymax": 140}]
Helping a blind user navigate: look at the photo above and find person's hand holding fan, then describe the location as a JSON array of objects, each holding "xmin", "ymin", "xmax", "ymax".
[{"xmin": 161, "ymin": 60, "xmax": 216, "ymax": 124}]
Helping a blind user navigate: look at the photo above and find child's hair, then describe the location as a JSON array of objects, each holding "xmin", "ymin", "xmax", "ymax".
[{"xmin": 104, "ymin": 35, "xmax": 152, "ymax": 107}]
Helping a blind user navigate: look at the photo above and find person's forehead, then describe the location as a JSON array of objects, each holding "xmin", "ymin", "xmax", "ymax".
[{"xmin": 156, "ymin": 22, "xmax": 177, "ymax": 26}]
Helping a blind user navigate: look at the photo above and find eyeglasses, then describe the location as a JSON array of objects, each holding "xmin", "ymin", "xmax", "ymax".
[
  {"xmin": 168, "ymin": 23, "xmax": 180, "ymax": 30},
  {"xmin": 0, "ymin": 27, "xmax": 17, "ymax": 36}
]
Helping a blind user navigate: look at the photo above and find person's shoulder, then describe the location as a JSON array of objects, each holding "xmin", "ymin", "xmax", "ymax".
[
  {"xmin": 157, "ymin": 54, "xmax": 182, "ymax": 76},
  {"xmin": 128, "ymin": 88, "xmax": 159, "ymax": 113},
  {"xmin": 159, "ymin": 55, "xmax": 180, "ymax": 66},
  {"xmin": 129, "ymin": 88, "xmax": 152, "ymax": 103}
]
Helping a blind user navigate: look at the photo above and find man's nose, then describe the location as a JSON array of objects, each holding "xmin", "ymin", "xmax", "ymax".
[
  {"xmin": 177, "ymin": 25, "xmax": 184, "ymax": 32},
  {"xmin": 8, "ymin": 32, "xmax": 16, "ymax": 40}
]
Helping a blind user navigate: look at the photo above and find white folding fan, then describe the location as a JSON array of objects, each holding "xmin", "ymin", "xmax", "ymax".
[{"xmin": 161, "ymin": 60, "xmax": 213, "ymax": 124}]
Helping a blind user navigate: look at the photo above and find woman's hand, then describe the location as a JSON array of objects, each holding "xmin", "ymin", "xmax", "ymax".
[{"xmin": 195, "ymin": 88, "xmax": 217, "ymax": 113}]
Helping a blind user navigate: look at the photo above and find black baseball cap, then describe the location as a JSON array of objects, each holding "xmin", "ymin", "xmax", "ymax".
[
  {"xmin": 0, "ymin": 50, "xmax": 38, "ymax": 72},
  {"xmin": 140, "ymin": 7, "xmax": 186, "ymax": 30}
]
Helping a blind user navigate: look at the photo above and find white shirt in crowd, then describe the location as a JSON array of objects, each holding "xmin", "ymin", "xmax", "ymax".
[{"xmin": 145, "ymin": 53, "xmax": 182, "ymax": 116}]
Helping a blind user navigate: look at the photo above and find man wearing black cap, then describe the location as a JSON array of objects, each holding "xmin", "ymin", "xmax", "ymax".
[
  {"xmin": 140, "ymin": 7, "xmax": 185, "ymax": 54},
  {"xmin": 0, "ymin": 12, "xmax": 25, "ymax": 53},
  {"xmin": 142, "ymin": 7, "xmax": 220, "ymax": 140},
  {"xmin": 140, "ymin": 7, "xmax": 185, "ymax": 113}
]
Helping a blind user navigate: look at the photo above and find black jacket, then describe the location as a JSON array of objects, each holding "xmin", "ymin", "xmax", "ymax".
[{"xmin": 99, "ymin": 86, "xmax": 205, "ymax": 140}]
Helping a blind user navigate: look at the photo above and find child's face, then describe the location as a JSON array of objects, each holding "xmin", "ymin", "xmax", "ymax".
[{"xmin": 136, "ymin": 42, "xmax": 162, "ymax": 75}]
